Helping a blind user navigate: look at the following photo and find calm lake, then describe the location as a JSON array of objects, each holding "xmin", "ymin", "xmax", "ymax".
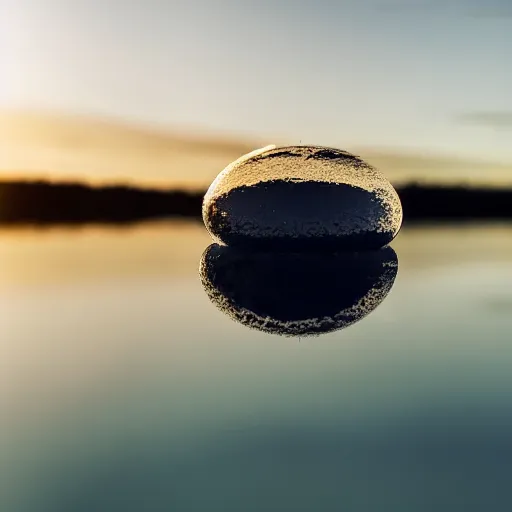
[{"xmin": 2, "ymin": 222, "xmax": 512, "ymax": 511}]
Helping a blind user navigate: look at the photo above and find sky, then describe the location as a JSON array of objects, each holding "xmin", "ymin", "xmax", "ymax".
[{"xmin": 2, "ymin": 0, "xmax": 512, "ymax": 173}]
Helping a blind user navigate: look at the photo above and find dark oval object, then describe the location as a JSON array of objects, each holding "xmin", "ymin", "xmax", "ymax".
[
  {"xmin": 199, "ymin": 244, "xmax": 398, "ymax": 337},
  {"xmin": 203, "ymin": 145, "xmax": 402, "ymax": 250}
]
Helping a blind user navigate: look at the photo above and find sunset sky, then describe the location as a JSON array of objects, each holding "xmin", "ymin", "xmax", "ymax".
[{"xmin": 2, "ymin": 0, "xmax": 512, "ymax": 186}]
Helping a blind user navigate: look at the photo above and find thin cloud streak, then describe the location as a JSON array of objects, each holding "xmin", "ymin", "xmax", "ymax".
[
  {"xmin": 375, "ymin": 0, "xmax": 512, "ymax": 18},
  {"xmin": 457, "ymin": 112, "xmax": 512, "ymax": 130}
]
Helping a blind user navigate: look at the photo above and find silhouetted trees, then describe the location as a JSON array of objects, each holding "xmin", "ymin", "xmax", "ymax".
[
  {"xmin": 0, "ymin": 180, "xmax": 510, "ymax": 225},
  {"xmin": 399, "ymin": 184, "xmax": 512, "ymax": 221},
  {"xmin": 0, "ymin": 181, "xmax": 202, "ymax": 224}
]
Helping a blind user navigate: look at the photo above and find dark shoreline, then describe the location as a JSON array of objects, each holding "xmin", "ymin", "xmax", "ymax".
[{"xmin": 0, "ymin": 180, "xmax": 510, "ymax": 225}]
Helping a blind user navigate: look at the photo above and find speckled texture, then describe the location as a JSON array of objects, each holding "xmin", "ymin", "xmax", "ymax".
[
  {"xmin": 206, "ymin": 180, "xmax": 395, "ymax": 250},
  {"xmin": 203, "ymin": 145, "xmax": 402, "ymax": 249},
  {"xmin": 200, "ymin": 244, "xmax": 398, "ymax": 337}
]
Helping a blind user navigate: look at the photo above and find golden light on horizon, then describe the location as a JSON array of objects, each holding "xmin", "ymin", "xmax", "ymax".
[
  {"xmin": 1, "ymin": 111, "xmax": 512, "ymax": 190},
  {"xmin": 0, "ymin": 111, "xmax": 258, "ymax": 189}
]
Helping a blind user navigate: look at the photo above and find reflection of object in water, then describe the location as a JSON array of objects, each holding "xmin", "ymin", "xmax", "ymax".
[
  {"xmin": 203, "ymin": 145, "xmax": 402, "ymax": 250},
  {"xmin": 199, "ymin": 244, "xmax": 398, "ymax": 337}
]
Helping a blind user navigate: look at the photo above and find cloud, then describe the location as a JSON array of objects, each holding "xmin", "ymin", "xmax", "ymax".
[
  {"xmin": 375, "ymin": 0, "xmax": 512, "ymax": 18},
  {"xmin": 2, "ymin": 109, "xmax": 512, "ymax": 188},
  {"xmin": 456, "ymin": 112, "xmax": 512, "ymax": 129}
]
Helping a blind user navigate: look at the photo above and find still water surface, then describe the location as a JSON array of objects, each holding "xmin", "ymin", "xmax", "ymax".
[{"xmin": 2, "ymin": 222, "xmax": 512, "ymax": 511}]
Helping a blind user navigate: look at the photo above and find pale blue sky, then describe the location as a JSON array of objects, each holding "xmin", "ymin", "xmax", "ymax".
[{"xmin": 3, "ymin": 0, "xmax": 512, "ymax": 161}]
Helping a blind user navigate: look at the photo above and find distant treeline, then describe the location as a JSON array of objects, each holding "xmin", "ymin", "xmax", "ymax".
[
  {"xmin": 0, "ymin": 181, "xmax": 200, "ymax": 225},
  {"xmin": 399, "ymin": 184, "xmax": 512, "ymax": 221},
  {"xmin": 0, "ymin": 180, "xmax": 510, "ymax": 225}
]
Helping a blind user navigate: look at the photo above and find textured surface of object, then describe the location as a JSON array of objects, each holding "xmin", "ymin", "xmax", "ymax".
[
  {"xmin": 200, "ymin": 244, "xmax": 398, "ymax": 337},
  {"xmin": 203, "ymin": 145, "xmax": 403, "ymax": 250}
]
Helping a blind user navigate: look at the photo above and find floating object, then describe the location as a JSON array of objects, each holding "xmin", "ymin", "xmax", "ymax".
[
  {"xmin": 200, "ymin": 244, "xmax": 398, "ymax": 337},
  {"xmin": 203, "ymin": 145, "xmax": 402, "ymax": 250}
]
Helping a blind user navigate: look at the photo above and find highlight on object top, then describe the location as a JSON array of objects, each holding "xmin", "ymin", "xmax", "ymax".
[{"xmin": 202, "ymin": 145, "xmax": 403, "ymax": 250}]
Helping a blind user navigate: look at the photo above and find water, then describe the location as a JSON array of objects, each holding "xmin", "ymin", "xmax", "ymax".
[{"xmin": 2, "ymin": 222, "xmax": 512, "ymax": 511}]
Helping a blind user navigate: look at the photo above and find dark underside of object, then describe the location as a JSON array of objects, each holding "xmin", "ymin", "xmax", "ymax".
[{"xmin": 206, "ymin": 180, "xmax": 396, "ymax": 250}]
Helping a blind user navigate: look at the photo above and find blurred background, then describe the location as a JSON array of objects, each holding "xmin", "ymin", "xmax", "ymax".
[
  {"xmin": 2, "ymin": 0, "xmax": 512, "ymax": 188},
  {"xmin": 2, "ymin": 1, "xmax": 512, "ymax": 511}
]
